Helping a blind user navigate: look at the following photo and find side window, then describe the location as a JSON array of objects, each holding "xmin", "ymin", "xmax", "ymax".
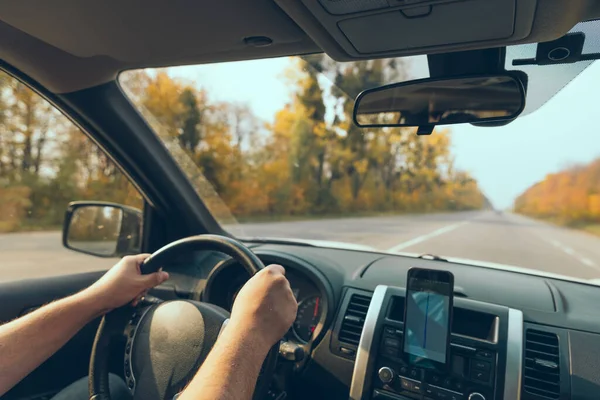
[{"xmin": 0, "ymin": 73, "xmax": 142, "ymax": 281}]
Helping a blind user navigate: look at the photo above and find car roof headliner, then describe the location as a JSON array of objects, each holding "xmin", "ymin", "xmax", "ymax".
[{"xmin": 0, "ymin": 0, "xmax": 598, "ymax": 94}]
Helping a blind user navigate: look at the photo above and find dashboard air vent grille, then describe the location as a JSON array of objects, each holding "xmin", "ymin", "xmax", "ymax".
[
  {"xmin": 523, "ymin": 329, "xmax": 560, "ymax": 399},
  {"xmin": 339, "ymin": 294, "xmax": 371, "ymax": 346}
]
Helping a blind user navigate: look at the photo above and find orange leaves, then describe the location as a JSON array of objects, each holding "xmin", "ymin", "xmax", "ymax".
[
  {"xmin": 119, "ymin": 64, "xmax": 487, "ymax": 221},
  {"xmin": 515, "ymin": 158, "xmax": 600, "ymax": 224}
]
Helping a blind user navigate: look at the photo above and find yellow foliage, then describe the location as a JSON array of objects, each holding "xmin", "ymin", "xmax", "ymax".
[{"xmin": 515, "ymin": 158, "xmax": 600, "ymax": 224}]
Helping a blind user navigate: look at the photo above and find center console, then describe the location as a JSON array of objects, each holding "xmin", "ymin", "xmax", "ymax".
[{"xmin": 349, "ymin": 285, "xmax": 523, "ymax": 400}]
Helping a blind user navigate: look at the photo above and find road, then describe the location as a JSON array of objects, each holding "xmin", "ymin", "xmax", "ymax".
[{"xmin": 2, "ymin": 211, "xmax": 600, "ymax": 282}]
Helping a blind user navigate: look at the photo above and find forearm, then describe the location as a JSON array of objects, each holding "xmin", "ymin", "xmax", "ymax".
[
  {"xmin": 0, "ymin": 289, "xmax": 102, "ymax": 396},
  {"xmin": 179, "ymin": 321, "xmax": 271, "ymax": 400}
]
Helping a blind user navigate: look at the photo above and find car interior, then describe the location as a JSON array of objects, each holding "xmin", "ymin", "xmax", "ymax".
[{"xmin": 2, "ymin": 1, "xmax": 600, "ymax": 400}]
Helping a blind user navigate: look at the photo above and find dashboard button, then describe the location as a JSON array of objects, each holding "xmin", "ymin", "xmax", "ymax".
[
  {"xmin": 443, "ymin": 377, "xmax": 452, "ymax": 388},
  {"xmin": 435, "ymin": 389, "xmax": 449, "ymax": 400},
  {"xmin": 453, "ymin": 381, "xmax": 464, "ymax": 391},
  {"xmin": 384, "ymin": 326, "xmax": 396, "ymax": 335},
  {"xmin": 472, "ymin": 360, "xmax": 491, "ymax": 371},
  {"xmin": 378, "ymin": 367, "xmax": 395, "ymax": 384},
  {"xmin": 409, "ymin": 368, "xmax": 420, "ymax": 379},
  {"xmin": 399, "ymin": 365, "xmax": 408, "ymax": 376},
  {"xmin": 476, "ymin": 350, "xmax": 493, "ymax": 359},
  {"xmin": 431, "ymin": 375, "xmax": 441, "ymax": 384},
  {"xmin": 382, "ymin": 346, "xmax": 399, "ymax": 357},
  {"xmin": 471, "ymin": 370, "xmax": 490, "ymax": 383},
  {"xmin": 400, "ymin": 378, "xmax": 414, "ymax": 391},
  {"xmin": 383, "ymin": 338, "xmax": 401, "ymax": 348}
]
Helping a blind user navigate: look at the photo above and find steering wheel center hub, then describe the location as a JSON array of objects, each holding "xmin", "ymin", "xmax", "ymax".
[{"xmin": 126, "ymin": 301, "xmax": 229, "ymax": 399}]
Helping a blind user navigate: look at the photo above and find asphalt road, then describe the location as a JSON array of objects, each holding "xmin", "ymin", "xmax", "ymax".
[{"xmin": 2, "ymin": 211, "xmax": 600, "ymax": 282}]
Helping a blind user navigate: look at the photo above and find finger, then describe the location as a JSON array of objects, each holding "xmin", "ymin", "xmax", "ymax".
[
  {"xmin": 139, "ymin": 270, "xmax": 170, "ymax": 289},
  {"xmin": 131, "ymin": 253, "xmax": 152, "ymax": 264},
  {"xmin": 264, "ymin": 264, "xmax": 285, "ymax": 276},
  {"xmin": 124, "ymin": 253, "xmax": 151, "ymax": 273}
]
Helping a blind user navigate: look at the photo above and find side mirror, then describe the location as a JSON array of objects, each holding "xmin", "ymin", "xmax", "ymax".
[{"xmin": 63, "ymin": 202, "xmax": 143, "ymax": 258}]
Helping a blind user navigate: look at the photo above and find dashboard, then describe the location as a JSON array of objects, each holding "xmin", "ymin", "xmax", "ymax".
[
  {"xmin": 202, "ymin": 257, "xmax": 327, "ymax": 344},
  {"xmin": 155, "ymin": 242, "xmax": 600, "ymax": 400}
]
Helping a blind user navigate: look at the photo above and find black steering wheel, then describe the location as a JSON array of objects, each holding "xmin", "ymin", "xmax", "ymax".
[{"xmin": 89, "ymin": 235, "xmax": 278, "ymax": 400}]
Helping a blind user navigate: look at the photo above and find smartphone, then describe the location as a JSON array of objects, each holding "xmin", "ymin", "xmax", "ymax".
[{"xmin": 403, "ymin": 268, "xmax": 454, "ymax": 371}]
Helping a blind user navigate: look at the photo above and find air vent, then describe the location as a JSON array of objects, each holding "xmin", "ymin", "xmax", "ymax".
[
  {"xmin": 339, "ymin": 294, "xmax": 372, "ymax": 346},
  {"xmin": 523, "ymin": 329, "xmax": 561, "ymax": 399}
]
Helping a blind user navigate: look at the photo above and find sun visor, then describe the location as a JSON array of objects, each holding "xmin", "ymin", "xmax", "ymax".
[
  {"xmin": 338, "ymin": 0, "xmax": 514, "ymax": 53},
  {"xmin": 275, "ymin": 0, "xmax": 589, "ymax": 60}
]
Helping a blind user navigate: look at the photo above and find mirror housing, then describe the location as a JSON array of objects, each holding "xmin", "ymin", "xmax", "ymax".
[
  {"xmin": 353, "ymin": 73, "xmax": 526, "ymax": 128},
  {"xmin": 62, "ymin": 201, "xmax": 143, "ymax": 258}
]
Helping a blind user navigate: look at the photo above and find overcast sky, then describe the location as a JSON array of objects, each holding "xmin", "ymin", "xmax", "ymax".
[{"xmin": 165, "ymin": 57, "xmax": 600, "ymax": 210}]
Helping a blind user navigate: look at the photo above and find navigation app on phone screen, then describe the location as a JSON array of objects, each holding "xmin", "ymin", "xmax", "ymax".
[{"xmin": 404, "ymin": 274, "xmax": 452, "ymax": 367}]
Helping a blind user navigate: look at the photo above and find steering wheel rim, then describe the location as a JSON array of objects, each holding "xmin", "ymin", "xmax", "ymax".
[{"xmin": 89, "ymin": 234, "xmax": 278, "ymax": 400}]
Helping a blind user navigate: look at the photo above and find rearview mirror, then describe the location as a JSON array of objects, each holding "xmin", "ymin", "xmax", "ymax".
[
  {"xmin": 62, "ymin": 202, "xmax": 142, "ymax": 258},
  {"xmin": 353, "ymin": 74, "xmax": 526, "ymax": 128}
]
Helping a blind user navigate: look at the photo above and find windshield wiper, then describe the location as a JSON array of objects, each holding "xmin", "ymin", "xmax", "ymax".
[{"xmin": 417, "ymin": 253, "xmax": 448, "ymax": 262}]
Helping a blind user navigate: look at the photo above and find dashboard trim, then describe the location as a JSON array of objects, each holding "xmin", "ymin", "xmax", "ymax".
[
  {"xmin": 349, "ymin": 284, "xmax": 388, "ymax": 400},
  {"xmin": 349, "ymin": 285, "xmax": 524, "ymax": 400},
  {"xmin": 504, "ymin": 308, "xmax": 523, "ymax": 400}
]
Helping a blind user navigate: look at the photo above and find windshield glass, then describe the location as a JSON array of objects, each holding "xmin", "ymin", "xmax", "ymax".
[{"xmin": 120, "ymin": 23, "xmax": 600, "ymax": 281}]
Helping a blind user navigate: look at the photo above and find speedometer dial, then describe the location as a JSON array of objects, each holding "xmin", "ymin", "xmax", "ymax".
[{"xmin": 292, "ymin": 296, "xmax": 322, "ymax": 342}]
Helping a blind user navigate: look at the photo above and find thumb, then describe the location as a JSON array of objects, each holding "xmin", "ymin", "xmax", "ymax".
[{"xmin": 139, "ymin": 270, "xmax": 170, "ymax": 289}]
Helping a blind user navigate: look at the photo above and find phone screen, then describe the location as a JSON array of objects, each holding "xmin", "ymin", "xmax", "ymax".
[{"xmin": 403, "ymin": 269, "xmax": 453, "ymax": 369}]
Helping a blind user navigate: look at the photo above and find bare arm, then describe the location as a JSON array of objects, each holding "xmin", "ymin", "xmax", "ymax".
[
  {"xmin": 0, "ymin": 254, "xmax": 169, "ymax": 396},
  {"xmin": 178, "ymin": 322, "xmax": 271, "ymax": 400},
  {"xmin": 0, "ymin": 290, "xmax": 103, "ymax": 396},
  {"xmin": 179, "ymin": 265, "xmax": 297, "ymax": 400}
]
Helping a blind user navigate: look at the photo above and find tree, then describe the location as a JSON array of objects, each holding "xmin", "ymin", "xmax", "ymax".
[
  {"xmin": 178, "ymin": 88, "xmax": 203, "ymax": 154},
  {"xmin": 515, "ymin": 158, "xmax": 600, "ymax": 225}
]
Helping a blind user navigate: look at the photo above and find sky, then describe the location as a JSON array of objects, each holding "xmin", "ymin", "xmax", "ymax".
[{"xmin": 163, "ymin": 55, "xmax": 600, "ymax": 210}]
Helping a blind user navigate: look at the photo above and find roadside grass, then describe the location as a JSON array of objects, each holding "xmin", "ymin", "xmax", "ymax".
[
  {"xmin": 582, "ymin": 224, "xmax": 600, "ymax": 237},
  {"xmin": 517, "ymin": 213, "xmax": 600, "ymax": 238},
  {"xmin": 235, "ymin": 208, "xmax": 477, "ymax": 224}
]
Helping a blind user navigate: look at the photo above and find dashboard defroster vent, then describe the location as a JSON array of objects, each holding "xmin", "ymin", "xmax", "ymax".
[
  {"xmin": 523, "ymin": 329, "xmax": 561, "ymax": 399},
  {"xmin": 339, "ymin": 294, "xmax": 372, "ymax": 346}
]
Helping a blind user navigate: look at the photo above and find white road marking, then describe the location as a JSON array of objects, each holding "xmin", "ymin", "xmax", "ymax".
[
  {"xmin": 542, "ymin": 236, "xmax": 600, "ymax": 271},
  {"xmin": 581, "ymin": 258, "xmax": 596, "ymax": 267},
  {"xmin": 386, "ymin": 221, "xmax": 469, "ymax": 253}
]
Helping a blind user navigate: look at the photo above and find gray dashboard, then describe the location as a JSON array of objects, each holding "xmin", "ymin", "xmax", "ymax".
[{"xmin": 162, "ymin": 242, "xmax": 600, "ymax": 400}]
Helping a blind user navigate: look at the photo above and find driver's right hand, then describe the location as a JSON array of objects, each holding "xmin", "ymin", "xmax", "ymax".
[{"xmin": 229, "ymin": 264, "xmax": 298, "ymax": 350}]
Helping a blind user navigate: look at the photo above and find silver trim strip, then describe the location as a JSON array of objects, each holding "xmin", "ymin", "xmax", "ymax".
[
  {"xmin": 504, "ymin": 308, "xmax": 523, "ymax": 400},
  {"xmin": 450, "ymin": 343, "xmax": 477, "ymax": 352},
  {"xmin": 400, "ymin": 376, "xmax": 421, "ymax": 384},
  {"xmin": 349, "ymin": 285, "xmax": 388, "ymax": 400}
]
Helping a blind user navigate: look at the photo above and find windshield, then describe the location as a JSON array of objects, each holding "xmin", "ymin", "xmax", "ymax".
[{"xmin": 121, "ymin": 22, "xmax": 600, "ymax": 281}]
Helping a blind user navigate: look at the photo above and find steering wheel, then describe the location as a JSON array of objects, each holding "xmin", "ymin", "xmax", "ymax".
[{"xmin": 88, "ymin": 235, "xmax": 279, "ymax": 400}]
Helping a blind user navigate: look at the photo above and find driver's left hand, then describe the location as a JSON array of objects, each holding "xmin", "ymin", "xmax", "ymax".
[{"xmin": 83, "ymin": 254, "xmax": 170, "ymax": 314}]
